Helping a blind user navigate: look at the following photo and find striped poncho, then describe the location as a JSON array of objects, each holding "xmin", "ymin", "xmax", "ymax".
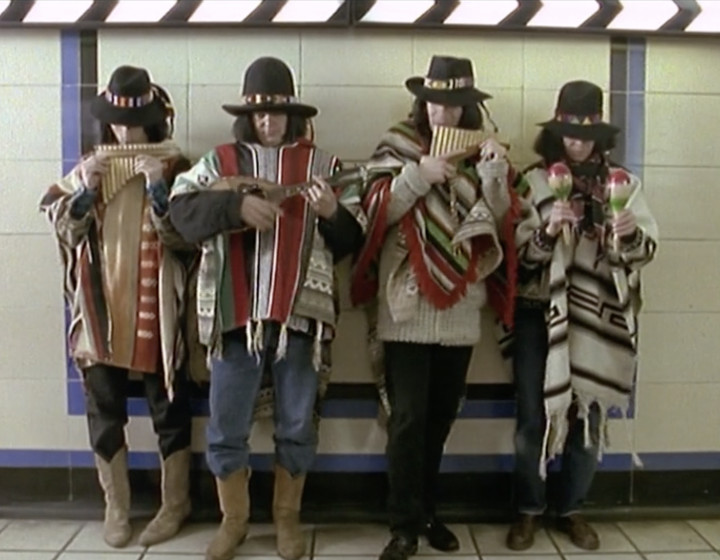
[{"xmin": 521, "ymin": 166, "xmax": 658, "ymax": 475}]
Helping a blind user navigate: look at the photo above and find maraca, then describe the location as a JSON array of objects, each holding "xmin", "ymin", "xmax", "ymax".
[
  {"xmin": 548, "ymin": 162, "xmax": 573, "ymax": 244},
  {"xmin": 607, "ymin": 168, "xmax": 632, "ymax": 251}
]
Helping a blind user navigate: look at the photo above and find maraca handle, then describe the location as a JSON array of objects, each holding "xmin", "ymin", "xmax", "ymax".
[{"xmin": 562, "ymin": 223, "xmax": 572, "ymax": 245}]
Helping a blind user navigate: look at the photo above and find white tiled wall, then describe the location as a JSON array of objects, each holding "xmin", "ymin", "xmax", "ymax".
[
  {"xmin": 1, "ymin": 28, "xmax": 716, "ymax": 466},
  {"xmin": 634, "ymin": 37, "xmax": 720, "ymax": 454},
  {"xmin": 0, "ymin": 30, "xmax": 69, "ymax": 450}
]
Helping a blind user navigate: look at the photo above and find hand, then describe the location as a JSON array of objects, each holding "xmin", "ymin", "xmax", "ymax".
[
  {"xmin": 304, "ymin": 176, "xmax": 338, "ymax": 220},
  {"xmin": 479, "ymin": 138, "xmax": 507, "ymax": 162},
  {"xmin": 545, "ymin": 200, "xmax": 575, "ymax": 237},
  {"xmin": 611, "ymin": 208, "xmax": 637, "ymax": 238},
  {"xmin": 134, "ymin": 155, "xmax": 164, "ymax": 185},
  {"xmin": 78, "ymin": 154, "xmax": 109, "ymax": 191},
  {"xmin": 418, "ymin": 155, "xmax": 456, "ymax": 185},
  {"xmin": 240, "ymin": 195, "xmax": 282, "ymax": 231}
]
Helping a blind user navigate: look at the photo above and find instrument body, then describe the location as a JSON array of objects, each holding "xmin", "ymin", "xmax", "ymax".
[{"xmin": 208, "ymin": 165, "xmax": 368, "ymax": 204}]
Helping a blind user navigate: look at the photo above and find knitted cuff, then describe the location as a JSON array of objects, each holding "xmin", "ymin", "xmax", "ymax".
[
  {"xmin": 69, "ymin": 186, "xmax": 98, "ymax": 219},
  {"xmin": 147, "ymin": 179, "xmax": 169, "ymax": 216}
]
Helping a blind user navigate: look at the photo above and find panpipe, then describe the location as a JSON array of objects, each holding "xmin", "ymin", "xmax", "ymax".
[
  {"xmin": 429, "ymin": 125, "xmax": 486, "ymax": 160},
  {"xmin": 95, "ymin": 143, "xmax": 180, "ymax": 203}
]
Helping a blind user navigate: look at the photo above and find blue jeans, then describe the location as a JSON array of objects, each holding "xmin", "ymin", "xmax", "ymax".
[
  {"xmin": 206, "ymin": 323, "xmax": 319, "ymax": 479},
  {"xmin": 513, "ymin": 305, "xmax": 600, "ymax": 516}
]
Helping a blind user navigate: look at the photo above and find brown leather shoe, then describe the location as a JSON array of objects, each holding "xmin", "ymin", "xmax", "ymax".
[
  {"xmin": 557, "ymin": 514, "xmax": 599, "ymax": 550},
  {"xmin": 506, "ymin": 514, "xmax": 537, "ymax": 551}
]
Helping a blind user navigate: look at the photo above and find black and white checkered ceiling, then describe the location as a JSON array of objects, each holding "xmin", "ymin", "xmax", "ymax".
[{"xmin": 1, "ymin": 0, "xmax": 718, "ymax": 34}]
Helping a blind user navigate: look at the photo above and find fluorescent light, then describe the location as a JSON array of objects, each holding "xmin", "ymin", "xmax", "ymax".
[
  {"xmin": 24, "ymin": 0, "xmax": 93, "ymax": 23},
  {"xmin": 444, "ymin": 0, "xmax": 519, "ymax": 26},
  {"xmin": 0, "ymin": 1, "xmax": 11, "ymax": 18},
  {"xmin": 686, "ymin": 0, "xmax": 720, "ymax": 32},
  {"xmin": 528, "ymin": 0, "xmax": 598, "ymax": 28},
  {"xmin": 189, "ymin": 0, "xmax": 261, "ymax": 22},
  {"xmin": 106, "ymin": 0, "xmax": 177, "ymax": 23},
  {"xmin": 608, "ymin": 0, "xmax": 678, "ymax": 31},
  {"xmin": 274, "ymin": 0, "xmax": 344, "ymax": 22},
  {"xmin": 361, "ymin": 0, "xmax": 434, "ymax": 24}
]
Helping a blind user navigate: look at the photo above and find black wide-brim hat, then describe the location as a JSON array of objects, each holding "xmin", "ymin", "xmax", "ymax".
[
  {"xmin": 406, "ymin": 55, "xmax": 492, "ymax": 106},
  {"xmin": 90, "ymin": 65, "xmax": 167, "ymax": 126},
  {"xmin": 222, "ymin": 57, "xmax": 317, "ymax": 118},
  {"xmin": 538, "ymin": 80, "xmax": 620, "ymax": 141}
]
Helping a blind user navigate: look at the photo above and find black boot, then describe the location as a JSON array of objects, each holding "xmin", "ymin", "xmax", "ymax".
[
  {"xmin": 379, "ymin": 534, "xmax": 418, "ymax": 560},
  {"xmin": 423, "ymin": 518, "xmax": 459, "ymax": 552}
]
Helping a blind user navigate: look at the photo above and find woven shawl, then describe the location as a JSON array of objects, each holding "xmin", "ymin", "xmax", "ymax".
[{"xmin": 524, "ymin": 166, "xmax": 658, "ymax": 476}]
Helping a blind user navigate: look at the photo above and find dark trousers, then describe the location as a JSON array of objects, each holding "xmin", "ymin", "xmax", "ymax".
[
  {"xmin": 512, "ymin": 306, "xmax": 599, "ymax": 516},
  {"xmin": 83, "ymin": 364, "xmax": 192, "ymax": 462},
  {"xmin": 384, "ymin": 341, "xmax": 472, "ymax": 537}
]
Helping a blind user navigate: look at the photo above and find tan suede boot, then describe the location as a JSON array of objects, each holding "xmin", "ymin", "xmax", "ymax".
[
  {"xmin": 205, "ymin": 468, "xmax": 250, "ymax": 560},
  {"xmin": 273, "ymin": 465, "xmax": 307, "ymax": 560},
  {"xmin": 95, "ymin": 448, "xmax": 132, "ymax": 548},
  {"xmin": 138, "ymin": 448, "xmax": 192, "ymax": 546}
]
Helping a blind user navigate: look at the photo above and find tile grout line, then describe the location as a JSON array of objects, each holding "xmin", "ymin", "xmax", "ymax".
[
  {"xmin": 310, "ymin": 523, "xmax": 317, "ymax": 560},
  {"xmin": 684, "ymin": 518, "xmax": 718, "ymax": 553},
  {"xmin": 615, "ymin": 520, "xmax": 647, "ymax": 556},
  {"xmin": 50, "ymin": 520, "xmax": 86, "ymax": 560},
  {"xmin": 466, "ymin": 522, "xmax": 483, "ymax": 560}
]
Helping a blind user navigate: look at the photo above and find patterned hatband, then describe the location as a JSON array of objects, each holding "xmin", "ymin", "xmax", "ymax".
[
  {"xmin": 104, "ymin": 89, "xmax": 154, "ymax": 108},
  {"xmin": 243, "ymin": 93, "xmax": 298, "ymax": 105},
  {"xmin": 423, "ymin": 76, "xmax": 475, "ymax": 90}
]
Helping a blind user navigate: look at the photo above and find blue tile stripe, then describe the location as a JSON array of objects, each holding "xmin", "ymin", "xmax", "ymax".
[
  {"xmin": 1, "ymin": 449, "xmax": 719, "ymax": 472},
  {"xmin": 60, "ymin": 30, "xmax": 81, "ymax": 175},
  {"xmin": 61, "ymin": 30, "xmax": 83, "ymax": 385},
  {"xmin": 624, "ymin": 38, "xmax": 646, "ymax": 179}
]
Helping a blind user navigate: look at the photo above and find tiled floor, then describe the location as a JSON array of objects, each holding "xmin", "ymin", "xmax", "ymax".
[{"xmin": 2, "ymin": 518, "xmax": 720, "ymax": 559}]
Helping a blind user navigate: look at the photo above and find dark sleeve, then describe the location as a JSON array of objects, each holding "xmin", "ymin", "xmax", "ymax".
[
  {"xmin": 169, "ymin": 190, "xmax": 246, "ymax": 244},
  {"xmin": 317, "ymin": 204, "xmax": 364, "ymax": 261}
]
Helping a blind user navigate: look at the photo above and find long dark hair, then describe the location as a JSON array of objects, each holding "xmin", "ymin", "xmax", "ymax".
[
  {"xmin": 533, "ymin": 128, "xmax": 616, "ymax": 165},
  {"xmin": 232, "ymin": 112, "xmax": 309, "ymax": 144},
  {"xmin": 96, "ymin": 84, "xmax": 175, "ymax": 145},
  {"xmin": 410, "ymin": 98, "xmax": 484, "ymax": 145}
]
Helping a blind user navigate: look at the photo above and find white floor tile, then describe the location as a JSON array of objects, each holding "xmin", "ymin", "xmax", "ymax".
[
  {"xmin": 143, "ymin": 522, "xmax": 216, "ymax": 553},
  {"xmin": 65, "ymin": 521, "xmax": 145, "ymax": 552},
  {"xmin": 142, "ymin": 555, "xmax": 209, "ymax": 560},
  {"xmin": 417, "ymin": 524, "xmax": 475, "ymax": 555},
  {"xmin": 314, "ymin": 523, "xmax": 389, "ymax": 555},
  {"xmin": 0, "ymin": 553, "xmax": 56, "ymax": 560},
  {"xmin": 565, "ymin": 555, "xmax": 643, "ymax": 560},
  {"xmin": 483, "ymin": 555, "xmax": 563, "ymax": 560},
  {"xmin": 618, "ymin": 520, "xmax": 712, "ymax": 552},
  {"xmin": 548, "ymin": 522, "xmax": 636, "ymax": 553},
  {"xmin": 689, "ymin": 519, "xmax": 720, "ymax": 549},
  {"xmin": 471, "ymin": 523, "xmax": 558, "ymax": 555},
  {"xmin": 57, "ymin": 553, "xmax": 142, "ymax": 560},
  {"xmin": 0, "ymin": 520, "xmax": 81, "ymax": 551},
  {"xmin": 645, "ymin": 553, "xmax": 720, "ymax": 560}
]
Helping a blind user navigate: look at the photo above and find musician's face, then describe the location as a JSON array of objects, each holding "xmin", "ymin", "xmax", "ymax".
[
  {"xmin": 563, "ymin": 136, "xmax": 595, "ymax": 163},
  {"xmin": 110, "ymin": 124, "xmax": 148, "ymax": 145},
  {"xmin": 252, "ymin": 111, "xmax": 288, "ymax": 147},
  {"xmin": 426, "ymin": 102, "xmax": 462, "ymax": 128}
]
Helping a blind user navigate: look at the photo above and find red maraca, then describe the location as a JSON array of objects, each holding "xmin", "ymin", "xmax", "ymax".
[{"xmin": 548, "ymin": 162, "xmax": 573, "ymax": 244}]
